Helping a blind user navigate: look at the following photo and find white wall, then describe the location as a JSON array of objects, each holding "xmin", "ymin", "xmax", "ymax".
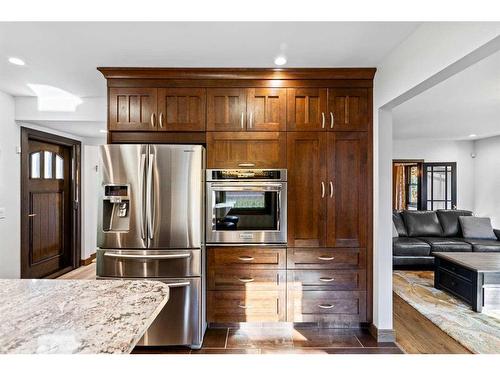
[
  {"xmin": 392, "ymin": 139, "xmax": 475, "ymax": 211},
  {"xmin": 0, "ymin": 91, "xmax": 21, "ymax": 278},
  {"xmin": 82, "ymin": 145, "xmax": 99, "ymax": 260},
  {"xmin": 473, "ymin": 136, "xmax": 500, "ymax": 227}
]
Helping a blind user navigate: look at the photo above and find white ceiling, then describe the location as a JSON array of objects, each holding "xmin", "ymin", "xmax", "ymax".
[
  {"xmin": 393, "ymin": 48, "xmax": 500, "ymax": 141},
  {"xmin": 0, "ymin": 22, "xmax": 420, "ymax": 97}
]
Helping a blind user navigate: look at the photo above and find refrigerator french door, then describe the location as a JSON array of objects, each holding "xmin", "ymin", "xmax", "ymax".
[{"xmin": 96, "ymin": 144, "xmax": 205, "ymax": 349}]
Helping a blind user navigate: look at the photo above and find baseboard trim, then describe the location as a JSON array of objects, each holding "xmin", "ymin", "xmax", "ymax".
[
  {"xmin": 80, "ymin": 253, "xmax": 96, "ymax": 266},
  {"xmin": 369, "ymin": 323, "xmax": 396, "ymax": 343}
]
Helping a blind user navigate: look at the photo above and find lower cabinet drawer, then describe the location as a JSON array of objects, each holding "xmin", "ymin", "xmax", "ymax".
[
  {"xmin": 208, "ymin": 268, "xmax": 286, "ymax": 291},
  {"xmin": 287, "ymin": 290, "xmax": 367, "ymax": 324},
  {"xmin": 437, "ymin": 268, "xmax": 473, "ymax": 303},
  {"xmin": 207, "ymin": 290, "xmax": 286, "ymax": 322},
  {"xmin": 208, "ymin": 247, "xmax": 286, "ymax": 269},
  {"xmin": 287, "ymin": 270, "xmax": 365, "ymax": 291},
  {"xmin": 438, "ymin": 259, "xmax": 474, "ymax": 282},
  {"xmin": 287, "ymin": 248, "xmax": 365, "ymax": 269}
]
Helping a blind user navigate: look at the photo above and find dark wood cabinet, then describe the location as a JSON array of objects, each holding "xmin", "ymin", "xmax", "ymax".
[
  {"xmin": 327, "ymin": 88, "xmax": 369, "ymax": 131},
  {"xmin": 287, "ymin": 88, "xmax": 327, "ymax": 131},
  {"xmin": 109, "ymin": 88, "xmax": 157, "ymax": 131},
  {"xmin": 207, "ymin": 88, "xmax": 247, "ymax": 131},
  {"xmin": 157, "ymin": 88, "xmax": 206, "ymax": 131},
  {"xmin": 207, "ymin": 131, "xmax": 286, "ymax": 169},
  {"xmin": 286, "ymin": 132, "xmax": 327, "ymax": 247},
  {"xmin": 327, "ymin": 132, "xmax": 368, "ymax": 248},
  {"xmin": 247, "ymin": 88, "xmax": 287, "ymax": 131}
]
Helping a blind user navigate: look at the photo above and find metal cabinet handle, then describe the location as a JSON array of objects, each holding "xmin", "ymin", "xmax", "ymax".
[
  {"xmin": 238, "ymin": 163, "xmax": 256, "ymax": 167},
  {"xmin": 150, "ymin": 113, "xmax": 156, "ymax": 127},
  {"xmin": 330, "ymin": 112, "xmax": 334, "ymax": 128},
  {"xmin": 318, "ymin": 304, "xmax": 335, "ymax": 309},
  {"xmin": 321, "ymin": 112, "xmax": 325, "ymax": 129},
  {"xmin": 237, "ymin": 256, "xmax": 254, "ymax": 261},
  {"xmin": 28, "ymin": 213, "xmax": 37, "ymax": 217},
  {"xmin": 329, "ymin": 181, "xmax": 333, "ymax": 198},
  {"xmin": 238, "ymin": 277, "xmax": 255, "ymax": 283},
  {"xmin": 159, "ymin": 112, "xmax": 164, "ymax": 128},
  {"xmin": 104, "ymin": 253, "xmax": 191, "ymax": 260},
  {"xmin": 249, "ymin": 112, "xmax": 253, "ymax": 129},
  {"xmin": 319, "ymin": 277, "xmax": 335, "ymax": 282},
  {"xmin": 318, "ymin": 256, "xmax": 335, "ymax": 261},
  {"xmin": 238, "ymin": 304, "xmax": 252, "ymax": 309},
  {"xmin": 164, "ymin": 281, "xmax": 190, "ymax": 288},
  {"xmin": 321, "ymin": 182, "xmax": 325, "ymax": 198},
  {"xmin": 241, "ymin": 112, "xmax": 244, "ymax": 129}
]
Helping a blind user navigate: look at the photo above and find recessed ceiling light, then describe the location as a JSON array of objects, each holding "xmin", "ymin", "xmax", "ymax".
[
  {"xmin": 469, "ymin": 134, "xmax": 477, "ymax": 138},
  {"xmin": 274, "ymin": 56, "xmax": 287, "ymax": 66},
  {"xmin": 8, "ymin": 57, "xmax": 25, "ymax": 66},
  {"xmin": 99, "ymin": 129, "xmax": 108, "ymax": 133}
]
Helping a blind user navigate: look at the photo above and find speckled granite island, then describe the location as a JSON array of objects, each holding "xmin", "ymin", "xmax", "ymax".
[{"xmin": 0, "ymin": 279, "xmax": 169, "ymax": 354}]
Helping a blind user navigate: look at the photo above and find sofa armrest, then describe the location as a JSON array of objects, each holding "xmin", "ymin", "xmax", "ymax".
[{"xmin": 494, "ymin": 229, "xmax": 500, "ymax": 240}]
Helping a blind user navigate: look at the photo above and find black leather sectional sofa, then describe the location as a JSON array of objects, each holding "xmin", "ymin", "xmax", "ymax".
[{"xmin": 393, "ymin": 209, "xmax": 500, "ymax": 269}]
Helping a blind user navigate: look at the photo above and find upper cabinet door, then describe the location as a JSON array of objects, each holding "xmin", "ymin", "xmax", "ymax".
[
  {"xmin": 287, "ymin": 132, "xmax": 328, "ymax": 247},
  {"xmin": 327, "ymin": 88, "xmax": 369, "ymax": 131},
  {"xmin": 287, "ymin": 88, "xmax": 327, "ymax": 131},
  {"xmin": 109, "ymin": 88, "xmax": 158, "ymax": 131},
  {"xmin": 207, "ymin": 88, "xmax": 247, "ymax": 131},
  {"xmin": 327, "ymin": 132, "xmax": 368, "ymax": 248},
  {"xmin": 157, "ymin": 88, "xmax": 206, "ymax": 131},
  {"xmin": 247, "ymin": 88, "xmax": 286, "ymax": 131}
]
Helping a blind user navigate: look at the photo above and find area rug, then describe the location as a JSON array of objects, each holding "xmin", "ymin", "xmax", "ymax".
[{"xmin": 393, "ymin": 271, "xmax": 500, "ymax": 354}]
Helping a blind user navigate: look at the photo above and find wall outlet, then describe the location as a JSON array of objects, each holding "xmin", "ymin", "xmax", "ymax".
[{"xmin": 0, "ymin": 208, "xmax": 5, "ymax": 219}]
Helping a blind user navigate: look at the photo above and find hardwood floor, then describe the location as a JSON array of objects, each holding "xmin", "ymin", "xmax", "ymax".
[{"xmin": 58, "ymin": 261, "xmax": 96, "ymax": 279}]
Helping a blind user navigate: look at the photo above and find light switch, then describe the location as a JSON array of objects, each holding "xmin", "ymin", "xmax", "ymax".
[{"xmin": 0, "ymin": 208, "xmax": 5, "ymax": 219}]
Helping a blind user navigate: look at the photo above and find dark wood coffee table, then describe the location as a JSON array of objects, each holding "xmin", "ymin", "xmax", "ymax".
[{"xmin": 434, "ymin": 252, "xmax": 500, "ymax": 312}]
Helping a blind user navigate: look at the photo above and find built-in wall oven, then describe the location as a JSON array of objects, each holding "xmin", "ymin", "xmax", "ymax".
[{"xmin": 206, "ymin": 169, "xmax": 287, "ymax": 244}]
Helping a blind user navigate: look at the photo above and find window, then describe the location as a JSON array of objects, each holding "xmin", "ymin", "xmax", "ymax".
[
  {"xmin": 422, "ymin": 162, "xmax": 457, "ymax": 210},
  {"xmin": 55, "ymin": 155, "xmax": 64, "ymax": 179},
  {"xmin": 29, "ymin": 151, "xmax": 64, "ymax": 180},
  {"xmin": 30, "ymin": 152, "xmax": 41, "ymax": 179},
  {"xmin": 44, "ymin": 151, "xmax": 53, "ymax": 179}
]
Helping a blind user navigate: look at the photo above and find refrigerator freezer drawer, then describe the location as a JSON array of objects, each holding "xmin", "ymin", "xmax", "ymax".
[{"xmin": 96, "ymin": 249, "xmax": 202, "ymax": 278}]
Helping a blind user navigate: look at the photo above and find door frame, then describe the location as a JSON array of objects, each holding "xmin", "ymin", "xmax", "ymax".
[{"xmin": 20, "ymin": 127, "xmax": 81, "ymax": 278}]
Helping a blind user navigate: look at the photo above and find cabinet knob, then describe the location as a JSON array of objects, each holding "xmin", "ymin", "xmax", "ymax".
[
  {"xmin": 318, "ymin": 303, "xmax": 335, "ymax": 309},
  {"xmin": 319, "ymin": 277, "xmax": 335, "ymax": 282},
  {"xmin": 238, "ymin": 304, "xmax": 252, "ymax": 309},
  {"xmin": 150, "ymin": 113, "xmax": 156, "ymax": 127},
  {"xmin": 237, "ymin": 256, "xmax": 254, "ymax": 261},
  {"xmin": 159, "ymin": 112, "xmax": 164, "ymax": 128},
  {"xmin": 321, "ymin": 112, "xmax": 325, "ymax": 129},
  {"xmin": 238, "ymin": 277, "xmax": 255, "ymax": 283},
  {"xmin": 317, "ymin": 256, "xmax": 334, "ymax": 261},
  {"xmin": 330, "ymin": 112, "xmax": 334, "ymax": 128}
]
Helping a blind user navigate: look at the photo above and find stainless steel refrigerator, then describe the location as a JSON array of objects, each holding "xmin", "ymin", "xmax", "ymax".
[{"xmin": 96, "ymin": 144, "xmax": 205, "ymax": 349}]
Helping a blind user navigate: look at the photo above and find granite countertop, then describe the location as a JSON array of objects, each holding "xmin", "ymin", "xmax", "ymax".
[{"xmin": 0, "ymin": 279, "xmax": 169, "ymax": 354}]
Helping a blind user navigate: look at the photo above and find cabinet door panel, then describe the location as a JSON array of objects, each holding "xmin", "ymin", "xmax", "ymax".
[
  {"xmin": 207, "ymin": 132, "xmax": 286, "ymax": 168},
  {"xmin": 247, "ymin": 88, "xmax": 286, "ymax": 131},
  {"xmin": 109, "ymin": 88, "xmax": 157, "ymax": 131},
  {"xmin": 287, "ymin": 88, "xmax": 327, "ymax": 131},
  {"xmin": 207, "ymin": 88, "xmax": 246, "ymax": 131},
  {"xmin": 287, "ymin": 132, "xmax": 327, "ymax": 247},
  {"xmin": 157, "ymin": 88, "xmax": 206, "ymax": 131},
  {"xmin": 327, "ymin": 132, "xmax": 368, "ymax": 247},
  {"xmin": 328, "ymin": 88, "xmax": 369, "ymax": 131}
]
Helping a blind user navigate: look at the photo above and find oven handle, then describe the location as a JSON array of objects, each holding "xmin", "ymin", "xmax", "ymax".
[{"xmin": 208, "ymin": 184, "xmax": 284, "ymax": 192}]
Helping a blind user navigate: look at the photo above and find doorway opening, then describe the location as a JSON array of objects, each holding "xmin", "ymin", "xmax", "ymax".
[{"xmin": 20, "ymin": 127, "xmax": 81, "ymax": 278}]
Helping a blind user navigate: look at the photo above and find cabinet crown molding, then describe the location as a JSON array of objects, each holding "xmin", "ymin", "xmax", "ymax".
[{"xmin": 97, "ymin": 67, "xmax": 376, "ymax": 80}]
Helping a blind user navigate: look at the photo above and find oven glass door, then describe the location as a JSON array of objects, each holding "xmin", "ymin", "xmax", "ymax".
[{"xmin": 211, "ymin": 184, "xmax": 282, "ymax": 232}]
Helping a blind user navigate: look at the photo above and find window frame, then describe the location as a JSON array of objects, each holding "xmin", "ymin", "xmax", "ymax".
[{"xmin": 421, "ymin": 162, "xmax": 457, "ymax": 211}]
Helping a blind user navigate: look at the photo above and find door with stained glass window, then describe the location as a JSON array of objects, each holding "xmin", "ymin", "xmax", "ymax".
[{"xmin": 422, "ymin": 162, "xmax": 457, "ymax": 210}]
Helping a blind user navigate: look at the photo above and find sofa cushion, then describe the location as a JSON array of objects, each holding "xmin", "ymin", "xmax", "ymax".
[
  {"xmin": 392, "ymin": 211, "xmax": 407, "ymax": 237},
  {"xmin": 393, "ymin": 256, "xmax": 434, "ymax": 268},
  {"xmin": 459, "ymin": 216, "xmax": 496, "ymax": 239},
  {"xmin": 436, "ymin": 209, "xmax": 473, "ymax": 237},
  {"xmin": 393, "ymin": 237, "xmax": 431, "ymax": 256},
  {"xmin": 417, "ymin": 237, "xmax": 472, "ymax": 253},
  {"xmin": 402, "ymin": 211, "xmax": 443, "ymax": 237},
  {"xmin": 462, "ymin": 239, "xmax": 500, "ymax": 252}
]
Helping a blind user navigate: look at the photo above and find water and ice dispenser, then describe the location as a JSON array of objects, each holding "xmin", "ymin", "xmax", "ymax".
[{"xmin": 102, "ymin": 184, "xmax": 130, "ymax": 232}]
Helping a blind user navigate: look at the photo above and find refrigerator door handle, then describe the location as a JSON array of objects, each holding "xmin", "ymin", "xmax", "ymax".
[
  {"xmin": 139, "ymin": 153, "xmax": 147, "ymax": 240},
  {"xmin": 104, "ymin": 253, "xmax": 192, "ymax": 260},
  {"xmin": 146, "ymin": 152, "xmax": 155, "ymax": 240}
]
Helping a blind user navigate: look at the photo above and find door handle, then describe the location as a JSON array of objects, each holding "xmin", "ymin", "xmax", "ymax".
[
  {"xmin": 240, "ymin": 112, "xmax": 244, "ymax": 129},
  {"xmin": 318, "ymin": 256, "xmax": 335, "ymax": 261},
  {"xmin": 237, "ymin": 256, "xmax": 254, "ymax": 261},
  {"xmin": 238, "ymin": 163, "xmax": 255, "ymax": 167},
  {"xmin": 150, "ymin": 113, "xmax": 156, "ymax": 128},
  {"xmin": 321, "ymin": 112, "xmax": 325, "ymax": 129},
  {"xmin": 329, "ymin": 181, "xmax": 333, "ymax": 198},
  {"xmin": 163, "ymin": 281, "xmax": 191, "ymax": 288},
  {"xmin": 321, "ymin": 181, "xmax": 325, "ymax": 198},
  {"xmin": 139, "ymin": 153, "xmax": 146, "ymax": 240},
  {"xmin": 318, "ymin": 304, "xmax": 335, "ymax": 309},
  {"xmin": 330, "ymin": 112, "xmax": 334, "ymax": 128},
  {"xmin": 159, "ymin": 112, "xmax": 164, "ymax": 128},
  {"xmin": 104, "ymin": 253, "xmax": 191, "ymax": 260},
  {"xmin": 28, "ymin": 213, "xmax": 37, "ymax": 217},
  {"xmin": 146, "ymin": 153, "xmax": 154, "ymax": 240},
  {"xmin": 319, "ymin": 277, "xmax": 335, "ymax": 282},
  {"xmin": 237, "ymin": 277, "xmax": 255, "ymax": 283}
]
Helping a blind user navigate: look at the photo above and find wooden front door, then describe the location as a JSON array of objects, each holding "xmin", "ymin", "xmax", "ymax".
[
  {"xmin": 21, "ymin": 129, "xmax": 80, "ymax": 278},
  {"xmin": 207, "ymin": 88, "xmax": 247, "ymax": 131},
  {"xmin": 157, "ymin": 88, "xmax": 206, "ymax": 131},
  {"xmin": 286, "ymin": 132, "xmax": 327, "ymax": 247},
  {"xmin": 327, "ymin": 132, "xmax": 368, "ymax": 248}
]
